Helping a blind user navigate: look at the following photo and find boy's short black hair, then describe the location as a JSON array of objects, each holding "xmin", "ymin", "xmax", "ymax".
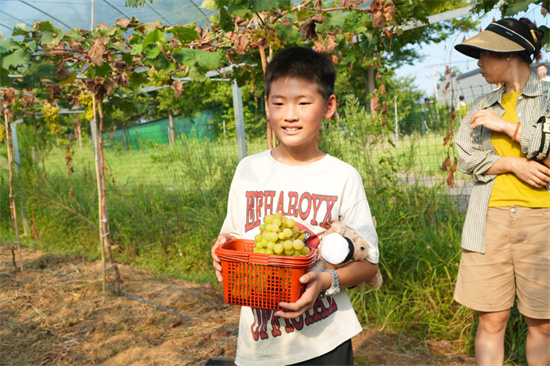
[{"xmin": 264, "ymin": 46, "xmax": 336, "ymax": 102}]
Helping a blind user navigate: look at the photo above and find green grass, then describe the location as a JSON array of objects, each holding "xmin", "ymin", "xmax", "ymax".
[{"xmin": 0, "ymin": 102, "xmax": 530, "ymax": 364}]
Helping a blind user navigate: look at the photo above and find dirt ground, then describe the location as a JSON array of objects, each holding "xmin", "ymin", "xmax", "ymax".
[{"xmin": 0, "ymin": 245, "xmax": 476, "ymax": 366}]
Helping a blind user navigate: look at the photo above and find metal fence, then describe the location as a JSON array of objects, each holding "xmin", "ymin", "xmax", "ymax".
[{"xmin": 1, "ymin": 95, "xmax": 476, "ymax": 244}]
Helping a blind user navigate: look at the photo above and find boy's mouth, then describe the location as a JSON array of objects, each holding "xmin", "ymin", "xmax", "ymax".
[{"xmin": 283, "ymin": 127, "xmax": 301, "ymax": 132}]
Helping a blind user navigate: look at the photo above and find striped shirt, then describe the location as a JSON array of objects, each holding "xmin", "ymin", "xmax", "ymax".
[{"xmin": 455, "ymin": 72, "xmax": 550, "ymax": 253}]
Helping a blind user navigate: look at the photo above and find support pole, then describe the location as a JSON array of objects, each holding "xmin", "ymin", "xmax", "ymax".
[
  {"xmin": 232, "ymin": 80, "xmax": 247, "ymax": 161},
  {"xmin": 394, "ymin": 96, "xmax": 398, "ymax": 149},
  {"xmin": 11, "ymin": 121, "xmax": 30, "ymax": 236}
]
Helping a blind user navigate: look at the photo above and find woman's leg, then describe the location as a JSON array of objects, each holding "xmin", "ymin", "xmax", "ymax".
[
  {"xmin": 525, "ymin": 316, "xmax": 550, "ymax": 366},
  {"xmin": 475, "ymin": 310, "xmax": 510, "ymax": 366}
]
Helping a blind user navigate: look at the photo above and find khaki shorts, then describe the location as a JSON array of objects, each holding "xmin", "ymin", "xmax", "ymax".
[{"xmin": 454, "ymin": 206, "xmax": 550, "ymax": 319}]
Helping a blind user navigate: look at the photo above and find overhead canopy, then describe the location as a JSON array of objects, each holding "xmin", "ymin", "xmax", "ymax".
[{"xmin": 0, "ymin": 0, "xmax": 217, "ymax": 38}]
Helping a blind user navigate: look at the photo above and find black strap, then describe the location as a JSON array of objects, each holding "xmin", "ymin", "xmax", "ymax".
[{"xmin": 486, "ymin": 22, "xmax": 535, "ymax": 53}]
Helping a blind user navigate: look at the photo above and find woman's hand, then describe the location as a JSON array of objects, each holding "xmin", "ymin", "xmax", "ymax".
[
  {"xmin": 470, "ymin": 110, "xmax": 516, "ymax": 137},
  {"xmin": 211, "ymin": 233, "xmax": 234, "ymax": 283},
  {"xmin": 511, "ymin": 158, "xmax": 550, "ymax": 188},
  {"xmin": 274, "ymin": 270, "xmax": 331, "ymax": 319}
]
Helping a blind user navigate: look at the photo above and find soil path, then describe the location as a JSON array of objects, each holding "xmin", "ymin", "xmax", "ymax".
[{"xmin": 0, "ymin": 245, "xmax": 475, "ymax": 366}]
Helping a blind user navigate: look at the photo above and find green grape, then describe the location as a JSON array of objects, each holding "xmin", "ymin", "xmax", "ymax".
[
  {"xmin": 283, "ymin": 240, "xmax": 293, "ymax": 250},
  {"xmin": 282, "ymin": 228, "xmax": 292, "ymax": 238},
  {"xmin": 292, "ymin": 240, "xmax": 304, "ymax": 251},
  {"xmin": 274, "ymin": 243, "xmax": 284, "ymax": 254}
]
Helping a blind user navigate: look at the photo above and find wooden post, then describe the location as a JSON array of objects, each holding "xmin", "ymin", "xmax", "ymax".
[{"xmin": 4, "ymin": 111, "xmax": 23, "ymax": 272}]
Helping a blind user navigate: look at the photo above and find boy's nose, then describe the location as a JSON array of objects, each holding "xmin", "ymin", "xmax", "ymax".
[{"xmin": 284, "ymin": 106, "xmax": 298, "ymax": 121}]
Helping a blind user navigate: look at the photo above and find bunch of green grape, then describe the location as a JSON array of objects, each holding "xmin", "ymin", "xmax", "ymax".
[
  {"xmin": 254, "ymin": 212, "xmax": 311, "ymax": 256},
  {"xmin": 0, "ymin": 124, "xmax": 6, "ymax": 143},
  {"xmin": 252, "ymin": 26, "xmax": 282, "ymax": 50},
  {"xmin": 41, "ymin": 102, "xmax": 60, "ymax": 135},
  {"xmin": 78, "ymin": 91, "xmax": 94, "ymax": 121},
  {"xmin": 265, "ymin": 26, "xmax": 282, "ymax": 50},
  {"xmin": 147, "ymin": 67, "xmax": 170, "ymax": 87}
]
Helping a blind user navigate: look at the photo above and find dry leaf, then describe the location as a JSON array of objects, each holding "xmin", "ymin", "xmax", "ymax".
[
  {"xmin": 325, "ymin": 34, "xmax": 337, "ymax": 53},
  {"xmin": 88, "ymin": 39, "xmax": 105, "ymax": 66},
  {"xmin": 315, "ymin": 42, "xmax": 326, "ymax": 53},
  {"xmin": 443, "ymin": 131, "xmax": 451, "ymax": 146},
  {"xmin": 3, "ymin": 88, "xmax": 16, "ymax": 104},
  {"xmin": 115, "ymin": 73, "xmax": 128, "ymax": 88},
  {"xmin": 299, "ymin": 16, "xmax": 325, "ymax": 41},
  {"xmin": 441, "ymin": 155, "xmax": 451, "ymax": 171},
  {"xmin": 69, "ymin": 40, "xmax": 83, "ymax": 52},
  {"xmin": 339, "ymin": 0, "xmax": 364, "ymax": 6},
  {"xmin": 372, "ymin": 12, "xmax": 385, "ymax": 29},
  {"xmin": 233, "ymin": 34, "xmax": 249, "ymax": 55},
  {"xmin": 56, "ymin": 61, "xmax": 71, "ymax": 81},
  {"xmin": 171, "ymin": 80, "xmax": 183, "ymax": 99},
  {"xmin": 117, "ymin": 19, "xmax": 131, "ymax": 27},
  {"xmin": 315, "ymin": 0, "xmax": 323, "ymax": 11}
]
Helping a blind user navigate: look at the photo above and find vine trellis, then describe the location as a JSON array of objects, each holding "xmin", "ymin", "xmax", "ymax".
[{"xmin": 0, "ymin": 0, "xmax": 489, "ymax": 289}]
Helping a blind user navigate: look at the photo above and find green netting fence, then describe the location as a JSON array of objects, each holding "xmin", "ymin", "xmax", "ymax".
[{"xmin": 103, "ymin": 109, "xmax": 217, "ymax": 150}]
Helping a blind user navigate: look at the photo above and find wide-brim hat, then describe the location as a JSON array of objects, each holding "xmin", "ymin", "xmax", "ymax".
[{"xmin": 454, "ymin": 18, "xmax": 537, "ymax": 59}]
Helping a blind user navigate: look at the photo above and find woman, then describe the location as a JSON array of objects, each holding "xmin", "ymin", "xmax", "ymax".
[{"xmin": 453, "ymin": 18, "xmax": 550, "ymax": 366}]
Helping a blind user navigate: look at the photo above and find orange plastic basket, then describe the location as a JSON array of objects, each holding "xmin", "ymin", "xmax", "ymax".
[{"xmin": 215, "ymin": 239, "xmax": 318, "ymax": 311}]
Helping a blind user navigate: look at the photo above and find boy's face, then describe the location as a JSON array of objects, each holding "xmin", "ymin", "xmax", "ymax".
[{"xmin": 265, "ymin": 77, "xmax": 336, "ymax": 153}]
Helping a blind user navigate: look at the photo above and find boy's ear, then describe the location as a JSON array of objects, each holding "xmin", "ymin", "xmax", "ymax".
[
  {"xmin": 265, "ymin": 96, "xmax": 270, "ymax": 119},
  {"xmin": 323, "ymin": 94, "xmax": 337, "ymax": 120}
]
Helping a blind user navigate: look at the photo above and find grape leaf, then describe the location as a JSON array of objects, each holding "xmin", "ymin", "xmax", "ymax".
[
  {"xmin": 0, "ymin": 39, "xmax": 20, "ymax": 54},
  {"xmin": 142, "ymin": 28, "xmax": 166, "ymax": 49},
  {"xmin": 1, "ymin": 48, "xmax": 31, "ymax": 69}
]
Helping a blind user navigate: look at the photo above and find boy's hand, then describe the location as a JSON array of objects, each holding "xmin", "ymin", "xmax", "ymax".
[
  {"xmin": 211, "ymin": 233, "xmax": 233, "ymax": 283},
  {"xmin": 274, "ymin": 270, "xmax": 331, "ymax": 319}
]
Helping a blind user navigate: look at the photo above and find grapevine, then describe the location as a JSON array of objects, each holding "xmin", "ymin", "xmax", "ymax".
[
  {"xmin": 254, "ymin": 212, "xmax": 311, "ymax": 256},
  {"xmin": 41, "ymin": 102, "xmax": 60, "ymax": 135},
  {"xmin": 78, "ymin": 91, "xmax": 94, "ymax": 121}
]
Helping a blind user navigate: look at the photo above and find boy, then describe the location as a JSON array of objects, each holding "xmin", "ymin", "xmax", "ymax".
[{"xmin": 211, "ymin": 46, "xmax": 379, "ymax": 365}]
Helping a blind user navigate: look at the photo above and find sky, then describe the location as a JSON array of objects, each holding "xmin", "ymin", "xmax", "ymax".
[{"xmin": 394, "ymin": 3, "xmax": 550, "ymax": 96}]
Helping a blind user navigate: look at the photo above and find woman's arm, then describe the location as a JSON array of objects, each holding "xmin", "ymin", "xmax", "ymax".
[{"xmin": 484, "ymin": 156, "xmax": 550, "ymax": 188}]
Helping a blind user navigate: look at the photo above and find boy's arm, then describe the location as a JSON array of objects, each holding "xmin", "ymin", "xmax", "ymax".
[
  {"xmin": 211, "ymin": 233, "xmax": 235, "ymax": 283},
  {"xmin": 274, "ymin": 260, "xmax": 378, "ymax": 319}
]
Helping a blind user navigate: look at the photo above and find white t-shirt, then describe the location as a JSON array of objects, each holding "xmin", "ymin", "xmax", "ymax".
[{"xmin": 221, "ymin": 150, "xmax": 379, "ymax": 365}]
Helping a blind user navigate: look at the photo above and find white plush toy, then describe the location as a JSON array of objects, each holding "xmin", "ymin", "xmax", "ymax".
[{"xmin": 313, "ymin": 220, "xmax": 383, "ymax": 290}]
